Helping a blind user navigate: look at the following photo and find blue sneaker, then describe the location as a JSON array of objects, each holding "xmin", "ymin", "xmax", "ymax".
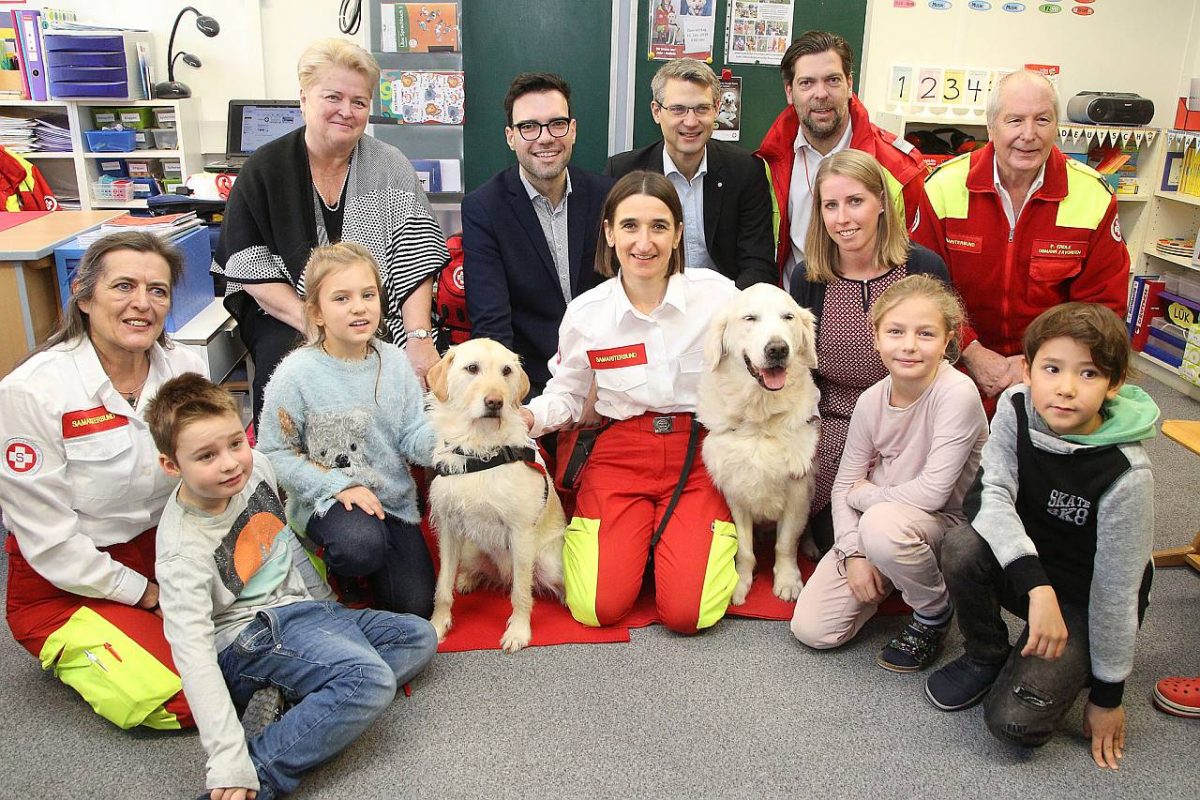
[
  {"xmin": 877, "ymin": 616, "xmax": 949, "ymax": 673},
  {"xmin": 925, "ymin": 654, "xmax": 1003, "ymax": 711}
]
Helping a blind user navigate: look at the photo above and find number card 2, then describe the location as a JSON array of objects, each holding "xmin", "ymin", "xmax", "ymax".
[{"xmin": 916, "ymin": 67, "xmax": 944, "ymax": 106}]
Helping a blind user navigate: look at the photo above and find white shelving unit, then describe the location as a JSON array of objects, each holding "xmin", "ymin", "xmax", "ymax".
[
  {"xmin": 0, "ymin": 97, "xmax": 202, "ymax": 211},
  {"xmin": 1132, "ymin": 131, "xmax": 1200, "ymax": 399}
]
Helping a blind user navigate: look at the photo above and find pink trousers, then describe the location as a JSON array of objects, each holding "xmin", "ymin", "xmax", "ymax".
[{"xmin": 791, "ymin": 502, "xmax": 954, "ymax": 649}]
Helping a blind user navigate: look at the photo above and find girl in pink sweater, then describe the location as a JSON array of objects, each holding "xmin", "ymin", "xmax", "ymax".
[{"xmin": 791, "ymin": 275, "xmax": 988, "ymax": 672}]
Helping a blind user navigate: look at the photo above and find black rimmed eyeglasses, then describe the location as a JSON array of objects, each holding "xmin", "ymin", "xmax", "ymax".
[
  {"xmin": 510, "ymin": 117, "xmax": 572, "ymax": 141},
  {"xmin": 653, "ymin": 101, "xmax": 716, "ymax": 118}
]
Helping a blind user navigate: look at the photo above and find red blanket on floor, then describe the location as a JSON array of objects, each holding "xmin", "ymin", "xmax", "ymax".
[{"xmin": 434, "ymin": 539, "xmax": 910, "ymax": 653}]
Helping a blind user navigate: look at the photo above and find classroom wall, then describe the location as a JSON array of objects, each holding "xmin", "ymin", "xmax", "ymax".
[
  {"xmin": 12, "ymin": 0, "xmax": 363, "ymax": 153},
  {"xmin": 859, "ymin": 0, "xmax": 1200, "ymax": 129}
]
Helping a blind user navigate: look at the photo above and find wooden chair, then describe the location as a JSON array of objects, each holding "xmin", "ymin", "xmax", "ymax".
[{"xmin": 1152, "ymin": 420, "xmax": 1200, "ymax": 575}]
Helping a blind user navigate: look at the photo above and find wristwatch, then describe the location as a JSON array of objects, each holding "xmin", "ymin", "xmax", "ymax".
[{"xmin": 405, "ymin": 328, "xmax": 433, "ymax": 341}]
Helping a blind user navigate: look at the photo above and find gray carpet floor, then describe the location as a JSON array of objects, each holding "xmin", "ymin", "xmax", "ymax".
[{"xmin": 1, "ymin": 375, "xmax": 1197, "ymax": 799}]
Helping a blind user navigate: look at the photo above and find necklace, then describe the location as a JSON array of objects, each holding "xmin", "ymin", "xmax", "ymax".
[
  {"xmin": 98, "ymin": 348, "xmax": 150, "ymax": 408},
  {"xmin": 313, "ymin": 158, "xmax": 351, "ymax": 212},
  {"xmin": 112, "ymin": 376, "xmax": 147, "ymax": 407}
]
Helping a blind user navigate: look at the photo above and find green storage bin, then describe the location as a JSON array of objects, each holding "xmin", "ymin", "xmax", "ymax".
[
  {"xmin": 91, "ymin": 109, "xmax": 119, "ymax": 129},
  {"xmin": 115, "ymin": 107, "xmax": 154, "ymax": 130}
]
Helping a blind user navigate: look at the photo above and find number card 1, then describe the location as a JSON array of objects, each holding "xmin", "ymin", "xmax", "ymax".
[
  {"xmin": 915, "ymin": 67, "xmax": 944, "ymax": 106},
  {"xmin": 888, "ymin": 65, "xmax": 914, "ymax": 105}
]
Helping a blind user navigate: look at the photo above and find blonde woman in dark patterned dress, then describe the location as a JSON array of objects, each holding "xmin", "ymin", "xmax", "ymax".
[{"xmin": 788, "ymin": 150, "xmax": 951, "ymax": 554}]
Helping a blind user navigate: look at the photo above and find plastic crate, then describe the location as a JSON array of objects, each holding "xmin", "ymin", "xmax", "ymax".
[
  {"xmin": 150, "ymin": 127, "xmax": 178, "ymax": 149},
  {"xmin": 152, "ymin": 107, "xmax": 176, "ymax": 128},
  {"xmin": 91, "ymin": 179, "xmax": 135, "ymax": 201},
  {"xmin": 53, "ymin": 226, "xmax": 215, "ymax": 333},
  {"xmin": 115, "ymin": 107, "xmax": 154, "ymax": 129},
  {"xmin": 84, "ymin": 129, "xmax": 136, "ymax": 152}
]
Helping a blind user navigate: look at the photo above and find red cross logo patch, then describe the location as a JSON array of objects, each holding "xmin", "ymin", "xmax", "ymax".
[{"xmin": 4, "ymin": 438, "xmax": 42, "ymax": 476}]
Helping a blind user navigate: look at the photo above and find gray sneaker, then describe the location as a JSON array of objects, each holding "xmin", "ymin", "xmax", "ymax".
[
  {"xmin": 241, "ymin": 685, "xmax": 284, "ymax": 739},
  {"xmin": 925, "ymin": 654, "xmax": 1003, "ymax": 711}
]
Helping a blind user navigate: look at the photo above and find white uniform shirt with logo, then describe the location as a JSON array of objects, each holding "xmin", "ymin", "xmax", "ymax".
[
  {"xmin": 0, "ymin": 336, "xmax": 207, "ymax": 605},
  {"xmin": 527, "ymin": 268, "xmax": 737, "ymax": 438}
]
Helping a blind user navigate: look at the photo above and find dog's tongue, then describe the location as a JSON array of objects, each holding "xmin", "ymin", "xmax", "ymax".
[{"xmin": 762, "ymin": 366, "xmax": 787, "ymax": 390}]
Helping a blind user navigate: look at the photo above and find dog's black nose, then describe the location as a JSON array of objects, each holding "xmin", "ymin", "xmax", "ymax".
[
  {"xmin": 765, "ymin": 340, "xmax": 790, "ymax": 363},
  {"xmin": 334, "ymin": 454, "xmax": 350, "ymax": 468},
  {"xmin": 484, "ymin": 396, "xmax": 504, "ymax": 412}
]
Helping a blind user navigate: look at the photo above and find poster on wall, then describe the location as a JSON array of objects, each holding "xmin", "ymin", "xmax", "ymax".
[
  {"xmin": 648, "ymin": 0, "xmax": 716, "ymax": 62},
  {"xmin": 380, "ymin": 3, "xmax": 460, "ymax": 53},
  {"xmin": 711, "ymin": 75, "xmax": 742, "ymax": 141},
  {"xmin": 725, "ymin": 0, "xmax": 794, "ymax": 66},
  {"xmin": 379, "ymin": 70, "xmax": 465, "ymax": 125}
]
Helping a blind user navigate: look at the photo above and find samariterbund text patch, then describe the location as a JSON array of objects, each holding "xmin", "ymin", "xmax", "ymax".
[
  {"xmin": 588, "ymin": 344, "xmax": 648, "ymax": 370},
  {"xmin": 61, "ymin": 406, "xmax": 129, "ymax": 439}
]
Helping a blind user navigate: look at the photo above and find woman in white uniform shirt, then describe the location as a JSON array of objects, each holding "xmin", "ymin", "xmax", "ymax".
[
  {"xmin": 522, "ymin": 171, "xmax": 739, "ymax": 634},
  {"xmin": 0, "ymin": 231, "xmax": 206, "ymax": 730}
]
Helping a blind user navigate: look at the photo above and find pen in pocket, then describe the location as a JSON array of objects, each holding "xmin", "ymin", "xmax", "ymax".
[{"xmin": 82, "ymin": 648, "xmax": 109, "ymax": 672}]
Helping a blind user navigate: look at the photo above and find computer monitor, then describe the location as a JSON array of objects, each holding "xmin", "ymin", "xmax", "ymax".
[{"xmin": 225, "ymin": 99, "xmax": 305, "ymax": 157}]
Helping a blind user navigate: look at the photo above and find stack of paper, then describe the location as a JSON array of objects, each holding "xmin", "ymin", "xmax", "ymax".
[
  {"xmin": 77, "ymin": 211, "xmax": 201, "ymax": 246},
  {"xmin": 0, "ymin": 115, "xmax": 35, "ymax": 152},
  {"xmin": 32, "ymin": 116, "xmax": 70, "ymax": 152}
]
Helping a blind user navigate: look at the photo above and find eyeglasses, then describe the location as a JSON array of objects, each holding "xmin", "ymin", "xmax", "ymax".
[
  {"xmin": 510, "ymin": 117, "xmax": 572, "ymax": 141},
  {"xmin": 654, "ymin": 101, "xmax": 716, "ymax": 118}
]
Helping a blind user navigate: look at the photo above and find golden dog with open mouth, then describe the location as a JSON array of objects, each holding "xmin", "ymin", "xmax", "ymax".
[
  {"xmin": 697, "ymin": 284, "xmax": 820, "ymax": 605},
  {"xmin": 426, "ymin": 338, "xmax": 566, "ymax": 653}
]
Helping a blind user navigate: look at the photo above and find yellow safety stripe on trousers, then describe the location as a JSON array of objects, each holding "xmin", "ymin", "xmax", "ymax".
[
  {"xmin": 563, "ymin": 515, "xmax": 601, "ymax": 627},
  {"xmin": 924, "ymin": 152, "xmax": 973, "ymax": 220},
  {"xmin": 1057, "ymin": 159, "xmax": 1112, "ymax": 229},
  {"xmin": 696, "ymin": 519, "xmax": 739, "ymax": 630},
  {"xmin": 39, "ymin": 606, "xmax": 182, "ymax": 730}
]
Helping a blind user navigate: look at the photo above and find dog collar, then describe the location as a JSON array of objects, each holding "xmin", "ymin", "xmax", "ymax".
[{"xmin": 435, "ymin": 446, "xmax": 542, "ymax": 477}]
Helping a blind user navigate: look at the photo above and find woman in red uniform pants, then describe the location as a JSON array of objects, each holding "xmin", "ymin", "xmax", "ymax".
[{"xmin": 522, "ymin": 171, "xmax": 739, "ymax": 633}]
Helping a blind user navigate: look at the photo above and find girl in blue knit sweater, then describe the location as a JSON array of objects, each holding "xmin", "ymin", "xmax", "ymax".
[{"xmin": 258, "ymin": 242, "xmax": 438, "ymax": 617}]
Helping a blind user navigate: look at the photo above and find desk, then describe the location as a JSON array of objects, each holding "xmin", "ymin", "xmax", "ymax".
[
  {"xmin": 1151, "ymin": 419, "xmax": 1200, "ymax": 574},
  {"xmin": 0, "ymin": 211, "xmax": 121, "ymax": 377}
]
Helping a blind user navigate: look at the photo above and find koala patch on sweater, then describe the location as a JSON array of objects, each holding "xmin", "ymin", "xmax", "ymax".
[{"xmin": 303, "ymin": 408, "xmax": 379, "ymax": 488}]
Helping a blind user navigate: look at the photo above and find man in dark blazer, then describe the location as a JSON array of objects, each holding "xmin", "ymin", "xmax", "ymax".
[
  {"xmin": 604, "ymin": 58, "xmax": 777, "ymax": 288},
  {"xmin": 462, "ymin": 73, "xmax": 614, "ymax": 397}
]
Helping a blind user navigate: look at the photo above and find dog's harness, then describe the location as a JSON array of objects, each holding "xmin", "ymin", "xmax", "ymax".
[{"xmin": 434, "ymin": 445, "xmax": 551, "ymax": 505}]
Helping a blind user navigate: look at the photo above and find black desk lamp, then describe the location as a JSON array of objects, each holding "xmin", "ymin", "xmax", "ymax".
[{"xmin": 153, "ymin": 6, "xmax": 220, "ymax": 99}]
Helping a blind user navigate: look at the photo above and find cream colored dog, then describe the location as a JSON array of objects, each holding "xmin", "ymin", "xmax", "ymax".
[
  {"xmin": 426, "ymin": 338, "xmax": 566, "ymax": 653},
  {"xmin": 697, "ymin": 284, "xmax": 820, "ymax": 604}
]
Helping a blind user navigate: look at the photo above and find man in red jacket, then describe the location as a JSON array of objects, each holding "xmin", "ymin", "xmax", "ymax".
[
  {"xmin": 911, "ymin": 69, "xmax": 1129, "ymax": 406},
  {"xmin": 757, "ymin": 30, "xmax": 928, "ymax": 289}
]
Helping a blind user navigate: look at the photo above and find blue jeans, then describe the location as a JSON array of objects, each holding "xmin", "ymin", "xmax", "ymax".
[
  {"xmin": 307, "ymin": 505, "xmax": 436, "ymax": 618},
  {"xmin": 217, "ymin": 600, "xmax": 437, "ymax": 799}
]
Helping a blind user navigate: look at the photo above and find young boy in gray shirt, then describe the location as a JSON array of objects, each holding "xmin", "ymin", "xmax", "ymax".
[
  {"xmin": 146, "ymin": 374, "xmax": 437, "ymax": 800},
  {"xmin": 925, "ymin": 303, "xmax": 1158, "ymax": 771}
]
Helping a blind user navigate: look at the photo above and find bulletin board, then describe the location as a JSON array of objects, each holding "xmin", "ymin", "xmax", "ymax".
[
  {"xmin": 462, "ymin": 0, "xmax": 613, "ymax": 190},
  {"xmin": 858, "ymin": 1, "xmax": 1196, "ymax": 130},
  {"xmin": 632, "ymin": 0, "xmax": 868, "ymax": 152}
]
